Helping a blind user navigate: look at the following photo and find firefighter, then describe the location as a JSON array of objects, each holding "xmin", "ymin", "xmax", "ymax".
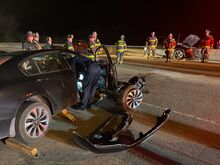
[
  {"xmin": 200, "ymin": 29, "xmax": 214, "ymax": 63},
  {"xmin": 92, "ymin": 31, "xmax": 101, "ymax": 50},
  {"xmin": 163, "ymin": 33, "xmax": 176, "ymax": 62},
  {"xmin": 43, "ymin": 36, "xmax": 53, "ymax": 49},
  {"xmin": 64, "ymin": 34, "xmax": 74, "ymax": 51},
  {"xmin": 145, "ymin": 32, "xmax": 158, "ymax": 59},
  {"xmin": 87, "ymin": 35, "xmax": 96, "ymax": 58},
  {"xmin": 68, "ymin": 55, "xmax": 101, "ymax": 111},
  {"xmin": 87, "ymin": 31, "xmax": 101, "ymax": 56},
  {"xmin": 22, "ymin": 31, "xmax": 37, "ymax": 51},
  {"xmin": 33, "ymin": 32, "xmax": 42, "ymax": 50},
  {"xmin": 115, "ymin": 35, "xmax": 127, "ymax": 64},
  {"xmin": 84, "ymin": 35, "xmax": 96, "ymax": 60}
]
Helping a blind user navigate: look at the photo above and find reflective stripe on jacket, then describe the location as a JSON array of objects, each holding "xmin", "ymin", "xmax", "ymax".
[
  {"xmin": 88, "ymin": 38, "xmax": 101, "ymax": 54},
  {"xmin": 200, "ymin": 35, "xmax": 214, "ymax": 49},
  {"xmin": 94, "ymin": 39, "xmax": 101, "ymax": 47},
  {"xmin": 163, "ymin": 38, "xmax": 176, "ymax": 50},
  {"xmin": 64, "ymin": 41, "xmax": 74, "ymax": 51},
  {"xmin": 115, "ymin": 40, "xmax": 127, "ymax": 52},
  {"xmin": 146, "ymin": 36, "xmax": 158, "ymax": 48}
]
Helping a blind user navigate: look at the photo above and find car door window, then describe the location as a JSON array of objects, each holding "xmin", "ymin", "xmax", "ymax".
[
  {"xmin": 61, "ymin": 52, "xmax": 77, "ymax": 70},
  {"xmin": 32, "ymin": 53, "xmax": 65, "ymax": 73},
  {"xmin": 62, "ymin": 52, "xmax": 76, "ymax": 60},
  {"xmin": 20, "ymin": 59, "xmax": 40, "ymax": 75},
  {"xmin": 95, "ymin": 46, "xmax": 109, "ymax": 64}
]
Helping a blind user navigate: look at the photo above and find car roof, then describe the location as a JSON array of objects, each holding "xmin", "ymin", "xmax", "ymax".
[
  {"xmin": 0, "ymin": 49, "xmax": 78, "ymax": 81},
  {"xmin": 0, "ymin": 50, "xmax": 60, "ymax": 59},
  {"xmin": 0, "ymin": 49, "xmax": 85, "ymax": 69}
]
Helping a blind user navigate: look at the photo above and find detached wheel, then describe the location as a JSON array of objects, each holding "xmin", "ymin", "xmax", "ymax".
[
  {"xmin": 174, "ymin": 49, "xmax": 184, "ymax": 60},
  {"xmin": 15, "ymin": 102, "xmax": 51, "ymax": 143},
  {"xmin": 117, "ymin": 85, "xmax": 143, "ymax": 110}
]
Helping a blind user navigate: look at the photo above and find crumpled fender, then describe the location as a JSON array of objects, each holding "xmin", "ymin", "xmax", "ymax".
[
  {"xmin": 72, "ymin": 109, "xmax": 171, "ymax": 154},
  {"xmin": 128, "ymin": 75, "xmax": 146, "ymax": 89}
]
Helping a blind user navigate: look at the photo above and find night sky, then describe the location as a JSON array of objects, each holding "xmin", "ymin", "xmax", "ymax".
[{"xmin": 0, "ymin": 0, "xmax": 219, "ymax": 45}]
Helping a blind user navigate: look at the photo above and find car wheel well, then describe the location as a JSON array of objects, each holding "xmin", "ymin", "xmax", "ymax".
[
  {"xmin": 25, "ymin": 95, "xmax": 54, "ymax": 114},
  {"xmin": 10, "ymin": 96, "xmax": 53, "ymax": 139},
  {"xmin": 176, "ymin": 48, "xmax": 185, "ymax": 52},
  {"xmin": 175, "ymin": 49, "xmax": 185, "ymax": 53}
]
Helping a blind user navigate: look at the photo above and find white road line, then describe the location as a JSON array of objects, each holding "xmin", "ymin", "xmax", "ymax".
[
  {"xmin": 142, "ymin": 102, "xmax": 220, "ymax": 126},
  {"xmin": 142, "ymin": 102, "xmax": 164, "ymax": 110}
]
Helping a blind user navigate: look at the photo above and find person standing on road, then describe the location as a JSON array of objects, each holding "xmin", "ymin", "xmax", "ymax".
[
  {"xmin": 43, "ymin": 36, "xmax": 53, "ymax": 49},
  {"xmin": 86, "ymin": 31, "xmax": 102, "ymax": 60},
  {"xmin": 64, "ymin": 34, "xmax": 74, "ymax": 51},
  {"xmin": 87, "ymin": 31, "xmax": 101, "ymax": 56},
  {"xmin": 145, "ymin": 32, "xmax": 158, "ymax": 59},
  {"xmin": 115, "ymin": 35, "xmax": 127, "ymax": 64},
  {"xmin": 67, "ymin": 55, "xmax": 101, "ymax": 111},
  {"xmin": 33, "ymin": 32, "xmax": 42, "ymax": 50},
  {"xmin": 163, "ymin": 33, "xmax": 176, "ymax": 62},
  {"xmin": 22, "ymin": 31, "xmax": 38, "ymax": 51},
  {"xmin": 92, "ymin": 31, "xmax": 101, "ymax": 52},
  {"xmin": 200, "ymin": 29, "xmax": 214, "ymax": 63},
  {"xmin": 85, "ymin": 34, "xmax": 96, "ymax": 60}
]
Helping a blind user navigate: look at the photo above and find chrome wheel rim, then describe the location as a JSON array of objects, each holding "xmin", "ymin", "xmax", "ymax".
[
  {"xmin": 175, "ymin": 50, "xmax": 184, "ymax": 60},
  {"xmin": 25, "ymin": 107, "xmax": 49, "ymax": 138},
  {"xmin": 125, "ymin": 89, "xmax": 143, "ymax": 109}
]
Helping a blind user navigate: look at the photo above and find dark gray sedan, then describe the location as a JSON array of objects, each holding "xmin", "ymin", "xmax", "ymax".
[
  {"xmin": 0, "ymin": 50, "xmax": 78, "ymax": 143},
  {"xmin": 0, "ymin": 48, "xmax": 171, "ymax": 154}
]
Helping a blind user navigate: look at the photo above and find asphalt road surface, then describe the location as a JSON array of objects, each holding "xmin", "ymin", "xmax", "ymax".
[{"xmin": 0, "ymin": 60, "xmax": 220, "ymax": 165}]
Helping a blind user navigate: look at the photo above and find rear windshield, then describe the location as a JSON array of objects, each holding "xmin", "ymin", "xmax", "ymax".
[{"xmin": 0, "ymin": 56, "xmax": 12, "ymax": 65}]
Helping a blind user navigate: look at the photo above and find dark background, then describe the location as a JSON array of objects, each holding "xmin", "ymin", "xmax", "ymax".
[{"xmin": 0, "ymin": 0, "xmax": 219, "ymax": 45}]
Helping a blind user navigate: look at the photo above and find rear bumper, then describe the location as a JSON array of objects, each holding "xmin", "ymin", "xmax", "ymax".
[{"xmin": 72, "ymin": 109, "xmax": 171, "ymax": 154}]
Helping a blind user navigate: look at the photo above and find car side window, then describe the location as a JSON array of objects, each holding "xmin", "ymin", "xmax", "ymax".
[
  {"xmin": 20, "ymin": 59, "xmax": 40, "ymax": 75},
  {"xmin": 61, "ymin": 52, "xmax": 76, "ymax": 68},
  {"xmin": 62, "ymin": 53, "xmax": 76, "ymax": 60},
  {"xmin": 32, "ymin": 53, "xmax": 65, "ymax": 73}
]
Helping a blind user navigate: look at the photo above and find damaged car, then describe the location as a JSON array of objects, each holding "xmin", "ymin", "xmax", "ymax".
[
  {"xmin": 0, "ymin": 47, "xmax": 171, "ymax": 153},
  {"xmin": 0, "ymin": 50, "xmax": 78, "ymax": 143},
  {"xmin": 76, "ymin": 45, "xmax": 146, "ymax": 110},
  {"xmin": 62, "ymin": 45, "xmax": 171, "ymax": 153},
  {"xmin": 174, "ymin": 34, "xmax": 201, "ymax": 60}
]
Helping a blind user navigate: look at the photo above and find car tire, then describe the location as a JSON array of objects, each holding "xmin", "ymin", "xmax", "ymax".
[
  {"xmin": 15, "ymin": 102, "xmax": 51, "ymax": 144},
  {"xmin": 117, "ymin": 85, "xmax": 143, "ymax": 110},
  {"xmin": 174, "ymin": 49, "xmax": 185, "ymax": 60}
]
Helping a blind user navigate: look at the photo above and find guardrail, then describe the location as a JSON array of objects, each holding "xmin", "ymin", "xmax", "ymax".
[
  {"xmin": 105, "ymin": 45, "xmax": 220, "ymax": 62},
  {"xmin": 0, "ymin": 43, "xmax": 22, "ymax": 52},
  {"xmin": 0, "ymin": 43, "xmax": 220, "ymax": 61}
]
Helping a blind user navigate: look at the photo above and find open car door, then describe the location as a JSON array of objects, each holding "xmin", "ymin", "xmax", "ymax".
[
  {"xmin": 70, "ymin": 46, "xmax": 171, "ymax": 153},
  {"xmin": 94, "ymin": 45, "xmax": 118, "ymax": 90}
]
